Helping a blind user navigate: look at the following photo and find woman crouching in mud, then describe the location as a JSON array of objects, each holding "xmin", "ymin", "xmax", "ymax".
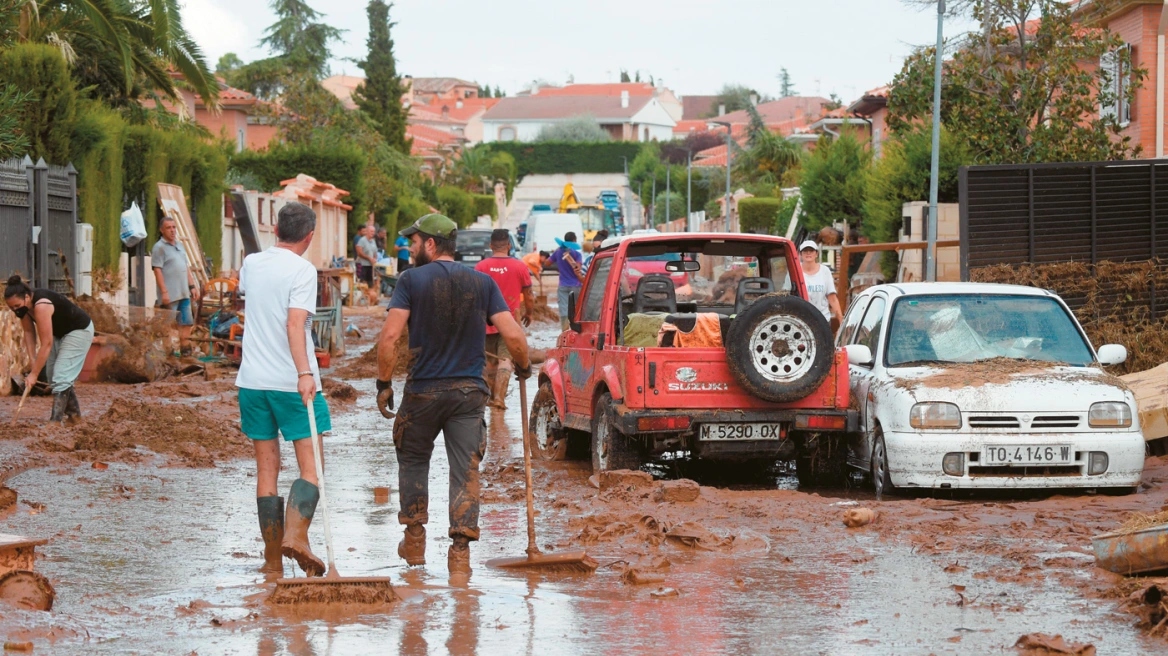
[{"xmin": 4, "ymin": 275, "xmax": 94, "ymax": 422}]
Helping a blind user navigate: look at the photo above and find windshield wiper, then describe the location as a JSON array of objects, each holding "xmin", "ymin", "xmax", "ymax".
[{"xmin": 890, "ymin": 359, "xmax": 951, "ymax": 367}]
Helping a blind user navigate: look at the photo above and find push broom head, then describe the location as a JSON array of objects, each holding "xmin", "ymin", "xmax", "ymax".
[
  {"xmin": 269, "ymin": 576, "xmax": 399, "ymax": 605},
  {"xmin": 486, "ymin": 550, "xmax": 599, "ymax": 573}
]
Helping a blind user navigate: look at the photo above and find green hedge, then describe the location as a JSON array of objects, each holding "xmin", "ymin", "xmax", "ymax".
[
  {"xmin": 738, "ymin": 198, "xmax": 784, "ymax": 233},
  {"xmin": 230, "ymin": 143, "xmax": 369, "ymax": 232},
  {"xmin": 70, "ymin": 102, "xmax": 126, "ymax": 271},
  {"xmin": 485, "ymin": 141, "xmax": 642, "ymax": 177},
  {"xmin": 436, "ymin": 186, "xmax": 474, "ymax": 227},
  {"xmin": 0, "ymin": 44, "xmax": 77, "ymax": 164},
  {"xmin": 471, "ymin": 194, "xmax": 497, "ymax": 221}
]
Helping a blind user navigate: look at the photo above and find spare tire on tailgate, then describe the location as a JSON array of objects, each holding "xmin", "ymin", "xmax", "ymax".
[{"xmin": 725, "ymin": 293, "xmax": 833, "ymax": 403}]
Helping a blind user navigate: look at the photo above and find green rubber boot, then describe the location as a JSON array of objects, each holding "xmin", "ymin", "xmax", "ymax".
[
  {"xmin": 256, "ymin": 496, "xmax": 284, "ymax": 575},
  {"xmin": 281, "ymin": 479, "xmax": 325, "ymax": 577}
]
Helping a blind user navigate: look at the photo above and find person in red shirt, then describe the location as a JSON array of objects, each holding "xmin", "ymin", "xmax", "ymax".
[{"xmin": 475, "ymin": 229, "xmax": 534, "ymax": 409}]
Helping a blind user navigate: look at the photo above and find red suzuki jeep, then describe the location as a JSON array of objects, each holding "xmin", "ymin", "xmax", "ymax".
[{"xmin": 530, "ymin": 232, "xmax": 855, "ymax": 485}]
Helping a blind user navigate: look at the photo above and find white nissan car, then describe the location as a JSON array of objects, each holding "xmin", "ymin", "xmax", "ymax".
[{"xmin": 838, "ymin": 283, "xmax": 1144, "ymax": 496}]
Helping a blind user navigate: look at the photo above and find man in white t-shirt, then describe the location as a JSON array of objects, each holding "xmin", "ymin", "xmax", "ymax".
[
  {"xmin": 235, "ymin": 202, "xmax": 332, "ymax": 579},
  {"xmin": 785, "ymin": 240, "xmax": 843, "ymax": 328}
]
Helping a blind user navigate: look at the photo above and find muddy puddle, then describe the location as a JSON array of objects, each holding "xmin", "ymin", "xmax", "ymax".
[{"xmin": 0, "ymin": 319, "xmax": 1162, "ymax": 653}]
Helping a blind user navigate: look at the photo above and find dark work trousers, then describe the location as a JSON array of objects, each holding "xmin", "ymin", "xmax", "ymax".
[{"xmin": 393, "ymin": 384, "xmax": 488, "ymax": 540}]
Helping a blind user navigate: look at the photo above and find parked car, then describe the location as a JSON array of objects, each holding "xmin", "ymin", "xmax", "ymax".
[
  {"xmin": 454, "ymin": 229, "xmax": 518, "ymax": 266},
  {"xmin": 531, "ymin": 231, "xmax": 854, "ymax": 483},
  {"xmin": 838, "ymin": 282, "xmax": 1144, "ymax": 496}
]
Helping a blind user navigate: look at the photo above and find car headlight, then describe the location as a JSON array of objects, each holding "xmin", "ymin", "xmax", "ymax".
[
  {"xmin": 909, "ymin": 402, "xmax": 962, "ymax": 429},
  {"xmin": 1089, "ymin": 402, "xmax": 1132, "ymax": 428}
]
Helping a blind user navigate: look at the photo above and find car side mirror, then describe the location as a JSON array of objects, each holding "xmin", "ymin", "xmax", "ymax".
[
  {"xmin": 1097, "ymin": 344, "xmax": 1127, "ymax": 366},
  {"xmin": 567, "ymin": 291, "xmax": 582, "ymax": 333},
  {"xmin": 845, "ymin": 344, "xmax": 873, "ymax": 367}
]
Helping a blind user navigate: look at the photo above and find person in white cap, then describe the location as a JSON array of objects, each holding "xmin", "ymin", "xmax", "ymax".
[{"xmin": 788, "ymin": 240, "xmax": 843, "ymax": 328}]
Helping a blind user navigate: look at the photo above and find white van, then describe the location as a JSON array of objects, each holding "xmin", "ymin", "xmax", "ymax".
[{"xmin": 522, "ymin": 213, "xmax": 585, "ymax": 255}]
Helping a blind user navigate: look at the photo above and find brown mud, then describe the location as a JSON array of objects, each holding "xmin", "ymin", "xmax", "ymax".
[
  {"xmin": 334, "ymin": 330, "xmax": 410, "ymax": 379},
  {"xmin": 321, "ymin": 377, "xmax": 358, "ymax": 403}
]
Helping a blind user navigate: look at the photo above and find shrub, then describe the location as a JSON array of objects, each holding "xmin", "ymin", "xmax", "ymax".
[
  {"xmin": 798, "ymin": 132, "xmax": 870, "ymax": 231},
  {"xmin": 230, "ymin": 143, "xmax": 368, "ymax": 230},
  {"xmin": 70, "ymin": 102, "xmax": 126, "ymax": 269},
  {"xmin": 0, "ymin": 44, "xmax": 77, "ymax": 163},
  {"xmin": 485, "ymin": 142, "xmax": 642, "ymax": 177},
  {"xmin": 535, "ymin": 115, "xmax": 611, "ymax": 143},
  {"xmin": 436, "ymin": 186, "xmax": 474, "ymax": 227},
  {"xmin": 738, "ymin": 198, "xmax": 784, "ymax": 233},
  {"xmin": 471, "ymin": 194, "xmax": 497, "ymax": 221}
]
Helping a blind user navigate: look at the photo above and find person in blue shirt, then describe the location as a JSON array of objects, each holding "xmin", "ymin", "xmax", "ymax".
[
  {"xmin": 583, "ymin": 229, "xmax": 609, "ymax": 272},
  {"xmin": 394, "ymin": 234, "xmax": 411, "ymax": 273},
  {"xmin": 548, "ymin": 232, "xmax": 584, "ymax": 331}
]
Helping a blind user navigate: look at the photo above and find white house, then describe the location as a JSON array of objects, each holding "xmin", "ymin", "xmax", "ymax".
[{"xmin": 480, "ymin": 91, "xmax": 676, "ymax": 143}]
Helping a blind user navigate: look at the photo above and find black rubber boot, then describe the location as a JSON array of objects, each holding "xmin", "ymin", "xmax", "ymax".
[
  {"xmin": 281, "ymin": 479, "xmax": 325, "ymax": 577},
  {"xmin": 49, "ymin": 392, "xmax": 68, "ymax": 423},
  {"xmin": 257, "ymin": 496, "xmax": 284, "ymax": 575},
  {"xmin": 63, "ymin": 387, "xmax": 80, "ymax": 421}
]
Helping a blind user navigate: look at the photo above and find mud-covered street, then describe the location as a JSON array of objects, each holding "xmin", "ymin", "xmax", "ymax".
[{"xmin": 0, "ymin": 308, "xmax": 1166, "ymax": 654}]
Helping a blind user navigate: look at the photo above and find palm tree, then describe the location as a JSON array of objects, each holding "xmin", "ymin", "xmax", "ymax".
[
  {"xmin": 734, "ymin": 103, "xmax": 801, "ymax": 187},
  {"xmin": 11, "ymin": 0, "xmax": 218, "ymax": 108}
]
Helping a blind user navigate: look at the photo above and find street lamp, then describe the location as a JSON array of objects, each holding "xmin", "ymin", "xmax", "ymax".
[
  {"xmin": 708, "ymin": 120, "xmax": 733, "ymax": 224},
  {"xmin": 926, "ymin": 0, "xmax": 946, "ymax": 281}
]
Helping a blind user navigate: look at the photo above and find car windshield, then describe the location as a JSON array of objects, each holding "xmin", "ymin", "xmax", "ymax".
[
  {"xmin": 456, "ymin": 231, "xmax": 491, "ymax": 253},
  {"xmin": 885, "ymin": 294, "xmax": 1095, "ymax": 367},
  {"xmin": 620, "ymin": 241, "xmax": 792, "ymax": 306}
]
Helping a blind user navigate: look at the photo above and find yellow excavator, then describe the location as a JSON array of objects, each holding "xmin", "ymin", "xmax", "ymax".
[{"xmin": 559, "ymin": 183, "xmax": 616, "ymax": 241}]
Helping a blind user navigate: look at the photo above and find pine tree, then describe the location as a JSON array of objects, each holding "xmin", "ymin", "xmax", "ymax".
[
  {"xmin": 259, "ymin": 0, "xmax": 343, "ymax": 79},
  {"xmin": 620, "ymin": 69, "xmax": 631, "ymax": 83},
  {"xmin": 778, "ymin": 67, "xmax": 796, "ymax": 98},
  {"xmin": 493, "ymin": 85, "xmax": 504, "ymax": 98},
  {"xmin": 353, "ymin": 0, "xmax": 411, "ymax": 155}
]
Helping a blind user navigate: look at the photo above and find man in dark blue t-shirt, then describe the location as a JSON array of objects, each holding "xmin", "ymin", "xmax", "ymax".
[{"xmin": 375, "ymin": 213, "xmax": 531, "ymax": 582}]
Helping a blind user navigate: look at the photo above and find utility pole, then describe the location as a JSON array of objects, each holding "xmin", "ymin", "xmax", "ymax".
[
  {"xmin": 622, "ymin": 155, "xmax": 632, "ymax": 233},
  {"xmin": 926, "ymin": 0, "xmax": 945, "ymax": 282},
  {"xmin": 686, "ymin": 151, "xmax": 692, "ymax": 232},
  {"xmin": 665, "ymin": 163, "xmax": 671, "ymax": 227},
  {"xmin": 651, "ymin": 179, "xmax": 657, "ymax": 225}
]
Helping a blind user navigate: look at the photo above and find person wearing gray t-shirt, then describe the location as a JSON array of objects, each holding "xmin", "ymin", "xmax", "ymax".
[{"xmin": 152, "ymin": 215, "xmax": 200, "ymax": 354}]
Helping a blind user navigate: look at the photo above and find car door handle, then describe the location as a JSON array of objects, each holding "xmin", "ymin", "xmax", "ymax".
[{"xmin": 649, "ymin": 362, "xmax": 657, "ymax": 389}]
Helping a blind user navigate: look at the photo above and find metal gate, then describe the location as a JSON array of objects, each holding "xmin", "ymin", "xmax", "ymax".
[{"xmin": 0, "ymin": 156, "xmax": 78, "ymax": 293}]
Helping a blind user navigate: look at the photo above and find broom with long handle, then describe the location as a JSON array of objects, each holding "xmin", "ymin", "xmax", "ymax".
[
  {"xmin": 487, "ymin": 375, "xmax": 597, "ymax": 572},
  {"xmin": 269, "ymin": 399, "xmax": 400, "ymax": 603}
]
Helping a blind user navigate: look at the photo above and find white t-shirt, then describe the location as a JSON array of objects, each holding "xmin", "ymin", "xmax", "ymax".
[
  {"xmin": 235, "ymin": 247, "xmax": 321, "ymax": 392},
  {"xmin": 783, "ymin": 264, "xmax": 836, "ymax": 320}
]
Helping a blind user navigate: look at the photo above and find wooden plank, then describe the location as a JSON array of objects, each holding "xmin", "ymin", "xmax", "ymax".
[
  {"xmin": 156, "ymin": 184, "xmax": 210, "ymax": 291},
  {"xmin": 1120, "ymin": 362, "xmax": 1168, "ymax": 442}
]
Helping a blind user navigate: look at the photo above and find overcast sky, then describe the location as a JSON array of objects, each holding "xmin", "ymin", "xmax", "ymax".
[{"xmin": 182, "ymin": 0, "xmax": 972, "ymax": 102}]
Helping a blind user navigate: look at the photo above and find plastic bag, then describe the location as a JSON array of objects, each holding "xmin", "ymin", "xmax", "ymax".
[{"xmin": 120, "ymin": 202, "xmax": 147, "ymax": 247}]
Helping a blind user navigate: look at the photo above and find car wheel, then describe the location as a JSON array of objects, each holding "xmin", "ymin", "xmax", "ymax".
[
  {"xmin": 529, "ymin": 381, "xmax": 568, "ymax": 461},
  {"xmin": 1101, "ymin": 486, "xmax": 1139, "ymax": 496},
  {"xmin": 794, "ymin": 433, "xmax": 848, "ymax": 488},
  {"xmin": 725, "ymin": 294, "xmax": 833, "ymax": 403},
  {"xmin": 871, "ymin": 429, "xmax": 894, "ymax": 500},
  {"xmin": 591, "ymin": 392, "xmax": 641, "ymax": 474}
]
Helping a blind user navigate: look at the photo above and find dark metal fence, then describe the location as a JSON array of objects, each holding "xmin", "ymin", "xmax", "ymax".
[{"xmin": 0, "ymin": 156, "xmax": 78, "ymax": 293}]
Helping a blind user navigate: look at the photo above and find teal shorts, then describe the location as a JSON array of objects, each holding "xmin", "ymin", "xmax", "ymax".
[{"xmin": 239, "ymin": 388, "xmax": 332, "ymax": 441}]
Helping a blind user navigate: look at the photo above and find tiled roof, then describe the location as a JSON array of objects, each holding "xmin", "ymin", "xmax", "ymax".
[
  {"xmin": 407, "ymin": 124, "xmax": 464, "ymax": 157},
  {"xmin": 529, "ymin": 83, "xmax": 656, "ymax": 97},
  {"xmin": 681, "ymin": 95, "xmax": 718, "ymax": 120},
  {"xmin": 321, "ymin": 74, "xmax": 364, "ymax": 110},
  {"xmin": 409, "ymin": 77, "xmax": 478, "ymax": 94},
  {"xmin": 410, "ymin": 97, "xmax": 499, "ymax": 124},
  {"xmin": 848, "ymin": 86, "xmax": 890, "ymax": 116},
  {"xmin": 712, "ymin": 96, "xmax": 832, "ymax": 126},
  {"xmin": 482, "ymin": 95, "xmax": 653, "ymax": 121},
  {"xmin": 672, "ymin": 119, "xmax": 712, "ymax": 135}
]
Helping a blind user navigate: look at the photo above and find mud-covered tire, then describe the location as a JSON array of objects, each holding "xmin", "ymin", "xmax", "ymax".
[
  {"xmin": 529, "ymin": 380, "xmax": 569, "ymax": 461},
  {"xmin": 0, "ymin": 570, "xmax": 55, "ymax": 611},
  {"xmin": 591, "ymin": 393, "xmax": 642, "ymax": 474},
  {"xmin": 725, "ymin": 293, "xmax": 833, "ymax": 403},
  {"xmin": 871, "ymin": 428, "xmax": 895, "ymax": 500},
  {"xmin": 794, "ymin": 433, "xmax": 848, "ymax": 488}
]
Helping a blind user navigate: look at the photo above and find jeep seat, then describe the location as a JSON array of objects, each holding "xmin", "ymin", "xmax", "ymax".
[
  {"xmin": 735, "ymin": 277, "xmax": 774, "ymax": 315},
  {"xmin": 634, "ymin": 274, "xmax": 677, "ymax": 314}
]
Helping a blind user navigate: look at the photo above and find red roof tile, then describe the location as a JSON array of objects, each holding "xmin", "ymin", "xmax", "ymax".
[
  {"xmin": 531, "ymin": 83, "xmax": 657, "ymax": 97},
  {"xmin": 482, "ymin": 95, "xmax": 653, "ymax": 121}
]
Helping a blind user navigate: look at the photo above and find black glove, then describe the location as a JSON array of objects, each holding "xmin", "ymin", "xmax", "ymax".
[
  {"xmin": 514, "ymin": 363, "xmax": 532, "ymax": 381},
  {"xmin": 376, "ymin": 379, "xmax": 395, "ymax": 419}
]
